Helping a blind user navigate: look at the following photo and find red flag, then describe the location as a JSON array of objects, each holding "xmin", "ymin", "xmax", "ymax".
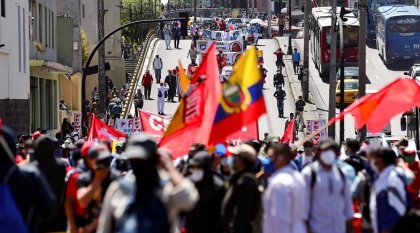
[
  {"xmin": 159, "ymin": 43, "xmax": 222, "ymax": 158},
  {"xmin": 225, "ymin": 122, "xmax": 259, "ymax": 145},
  {"xmin": 281, "ymin": 117, "xmax": 295, "ymax": 144},
  {"xmin": 331, "ymin": 77, "xmax": 420, "ymax": 134},
  {"xmin": 87, "ymin": 114, "xmax": 126, "ymax": 141},
  {"xmin": 138, "ymin": 110, "xmax": 170, "ymax": 143}
]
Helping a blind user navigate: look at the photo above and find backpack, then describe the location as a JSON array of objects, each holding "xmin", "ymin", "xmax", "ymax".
[
  {"xmin": 116, "ymin": 178, "xmax": 169, "ymax": 233},
  {"xmin": 157, "ymin": 90, "xmax": 163, "ymax": 98},
  {"xmin": 0, "ymin": 166, "xmax": 29, "ymax": 233},
  {"xmin": 390, "ymin": 175, "xmax": 420, "ymax": 233},
  {"xmin": 309, "ymin": 164, "xmax": 346, "ymax": 195}
]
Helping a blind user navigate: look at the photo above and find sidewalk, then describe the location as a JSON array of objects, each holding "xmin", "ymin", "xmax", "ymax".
[{"xmin": 274, "ymin": 37, "xmax": 320, "ymax": 139}]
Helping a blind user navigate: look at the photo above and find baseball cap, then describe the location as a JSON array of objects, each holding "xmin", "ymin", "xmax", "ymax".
[
  {"xmin": 215, "ymin": 144, "xmax": 226, "ymax": 156},
  {"xmin": 228, "ymin": 144, "xmax": 257, "ymax": 163},
  {"xmin": 319, "ymin": 138, "xmax": 339, "ymax": 151},
  {"xmin": 81, "ymin": 141, "xmax": 96, "ymax": 158}
]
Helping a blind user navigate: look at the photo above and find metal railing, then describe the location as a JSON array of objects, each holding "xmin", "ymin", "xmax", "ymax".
[{"xmin": 121, "ymin": 30, "xmax": 157, "ymax": 118}]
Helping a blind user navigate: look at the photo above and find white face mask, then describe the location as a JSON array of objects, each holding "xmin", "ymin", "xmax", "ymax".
[
  {"xmin": 320, "ymin": 150, "xmax": 336, "ymax": 165},
  {"xmin": 189, "ymin": 169, "xmax": 204, "ymax": 182}
]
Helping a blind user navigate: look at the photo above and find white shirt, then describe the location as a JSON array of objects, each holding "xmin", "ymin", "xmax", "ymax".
[
  {"xmin": 153, "ymin": 57, "xmax": 163, "ymax": 70},
  {"xmin": 370, "ymin": 165, "xmax": 406, "ymax": 233},
  {"xmin": 263, "ymin": 165, "xmax": 307, "ymax": 233},
  {"xmin": 302, "ymin": 161, "xmax": 354, "ymax": 233}
]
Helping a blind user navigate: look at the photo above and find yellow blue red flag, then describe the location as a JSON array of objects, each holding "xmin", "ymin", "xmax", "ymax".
[{"xmin": 209, "ymin": 46, "xmax": 266, "ymax": 144}]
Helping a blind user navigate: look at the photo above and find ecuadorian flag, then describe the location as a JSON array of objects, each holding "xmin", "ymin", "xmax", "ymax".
[{"xmin": 209, "ymin": 46, "xmax": 266, "ymax": 144}]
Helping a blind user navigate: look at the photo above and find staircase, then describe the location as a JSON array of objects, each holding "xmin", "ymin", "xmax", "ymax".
[{"xmin": 124, "ymin": 57, "xmax": 138, "ymax": 83}]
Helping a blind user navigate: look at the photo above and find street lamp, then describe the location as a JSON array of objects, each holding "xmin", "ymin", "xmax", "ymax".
[{"xmin": 287, "ymin": 0, "xmax": 292, "ymax": 54}]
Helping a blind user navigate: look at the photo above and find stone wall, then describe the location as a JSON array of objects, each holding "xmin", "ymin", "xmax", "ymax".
[{"xmin": 0, "ymin": 99, "xmax": 30, "ymax": 134}]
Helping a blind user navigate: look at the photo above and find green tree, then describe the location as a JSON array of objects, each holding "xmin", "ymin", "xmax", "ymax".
[{"xmin": 81, "ymin": 29, "xmax": 89, "ymax": 65}]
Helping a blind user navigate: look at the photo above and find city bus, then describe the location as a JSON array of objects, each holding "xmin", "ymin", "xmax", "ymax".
[
  {"xmin": 366, "ymin": 0, "xmax": 410, "ymax": 40},
  {"xmin": 310, "ymin": 7, "xmax": 360, "ymax": 75},
  {"xmin": 376, "ymin": 5, "xmax": 420, "ymax": 64}
]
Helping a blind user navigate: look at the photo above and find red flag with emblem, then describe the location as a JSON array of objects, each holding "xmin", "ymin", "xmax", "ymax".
[
  {"xmin": 330, "ymin": 77, "xmax": 420, "ymax": 133},
  {"xmin": 138, "ymin": 110, "xmax": 170, "ymax": 143},
  {"xmin": 87, "ymin": 114, "xmax": 126, "ymax": 141}
]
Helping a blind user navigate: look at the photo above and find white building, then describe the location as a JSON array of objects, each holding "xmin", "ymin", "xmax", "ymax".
[{"xmin": 0, "ymin": 0, "xmax": 30, "ymax": 134}]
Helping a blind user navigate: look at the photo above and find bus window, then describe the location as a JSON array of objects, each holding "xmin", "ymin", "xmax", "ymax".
[
  {"xmin": 389, "ymin": 17, "xmax": 420, "ymax": 33},
  {"xmin": 325, "ymin": 27, "xmax": 359, "ymax": 47}
]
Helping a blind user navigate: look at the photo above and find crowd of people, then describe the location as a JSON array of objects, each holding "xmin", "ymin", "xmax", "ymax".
[{"xmin": 2, "ymin": 116, "xmax": 420, "ymax": 233}]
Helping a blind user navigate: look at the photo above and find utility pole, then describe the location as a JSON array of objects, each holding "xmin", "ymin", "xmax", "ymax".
[
  {"xmin": 339, "ymin": 16, "xmax": 345, "ymax": 145},
  {"xmin": 98, "ymin": 0, "xmax": 107, "ymax": 119},
  {"xmin": 328, "ymin": 1, "xmax": 337, "ymax": 139},
  {"xmin": 267, "ymin": 0, "xmax": 272, "ymax": 38},
  {"xmin": 287, "ymin": 0, "xmax": 292, "ymax": 54},
  {"xmin": 251, "ymin": 0, "xmax": 255, "ymax": 16},
  {"xmin": 358, "ymin": 0, "xmax": 367, "ymax": 141},
  {"xmin": 303, "ymin": 0, "xmax": 310, "ymax": 101}
]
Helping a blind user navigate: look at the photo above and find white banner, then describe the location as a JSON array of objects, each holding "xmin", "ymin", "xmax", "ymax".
[
  {"xmin": 225, "ymin": 52, "xmax": 243, "ymax": 66},
  {"xmin": 197, "ymin": 39, "xmax": 244, "ymax": 53},
  {"xmin": 73, "ymin": 112, "xmax": 82, "ymax": 134},
  {"xmin": 306, "ymin": 119, "xmax": 328, "ymax": 145}
]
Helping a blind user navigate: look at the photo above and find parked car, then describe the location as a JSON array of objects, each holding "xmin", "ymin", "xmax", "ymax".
[
  {"xmin": 404, "ymin": 64, "xmax": 420, "ymax": 81},
  {"xmin": 336, "ymin": 79, "xmax": 359, "ymax": 106}
]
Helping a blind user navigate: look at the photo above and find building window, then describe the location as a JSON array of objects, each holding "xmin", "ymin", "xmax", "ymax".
[
  {"xmin": 49, "ymin": 11, "xmax": 52, "ymax": 48},
  {"xmin": 45, "ymin": 7, "xmax": 48, "ymax": 47},
  {"xmin": 38, "ymin": 3, "xmax": 42, "ymax": 42},
  {"xmin": 1, "ymin": 0, "xmax": 5, "ymax": 17},
  {"xmin": 82, "ymin": 4, "xmax": 85, "ymax": 18},
  {"xmin": 18, "ymin": 6, "xmax": 21, "ymax": 72},
  {"xmin": 31, "ymin": 1, "xmax": 37, "ymax": 40}
]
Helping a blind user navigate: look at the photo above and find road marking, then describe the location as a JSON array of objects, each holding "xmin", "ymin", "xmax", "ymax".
[
  {"xmin": 375, "ymin": 74, "xmax": 380, "ymax": 80},
  {"xmin": 373, "ymin": 60, "xmax": 379, "ymax": 70}
]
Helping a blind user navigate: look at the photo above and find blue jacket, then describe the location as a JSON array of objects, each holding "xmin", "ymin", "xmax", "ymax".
[{"xmin": 292, "ymin": 51, "xmax": 300, "ymax": 62}]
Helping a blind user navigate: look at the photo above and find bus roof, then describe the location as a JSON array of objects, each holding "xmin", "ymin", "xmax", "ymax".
[
  {"xmin": 377, "ymin": 5, "xmax": 420, "ymax": 19},
  {"xmin": 312, "ymin": 7, "xmax": 359, "ymax": 28}
]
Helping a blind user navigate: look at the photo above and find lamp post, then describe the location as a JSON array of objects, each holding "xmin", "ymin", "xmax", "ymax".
[{"xmin": 287, "ymin": 0, "xmax": 292, "ymax": 54}]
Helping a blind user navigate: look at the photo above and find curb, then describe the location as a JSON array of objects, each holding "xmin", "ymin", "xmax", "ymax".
[{"xmin": 273, "ymin": 37, "xmax": 320, "ymax": 140}]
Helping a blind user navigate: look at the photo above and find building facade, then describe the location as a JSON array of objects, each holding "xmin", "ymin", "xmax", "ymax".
[{"xmin": 0, "ymin": 0, "xmax": 30, "ymax": 134}]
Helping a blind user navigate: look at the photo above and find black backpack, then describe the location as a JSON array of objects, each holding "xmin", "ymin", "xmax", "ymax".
[{"xmin": 116, "ymin": 179, "xmax": 169, "ymax": 233}]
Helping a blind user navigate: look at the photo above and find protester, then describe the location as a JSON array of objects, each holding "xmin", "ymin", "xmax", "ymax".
[
  {"xmin": 97, "ymin": 134, "xmax": 198, "ymax": 233},
  {"xmin": 185, "ymin": 151, "xmax": 225, "ymax": 233},
  {"xmin": 153, "ymin": 55, "xmax": 163, "ymax": 83},
  {"xmin": 0, "ymin": 124, "xmax": 56, "ymax": 233},
  {"xmin": 222, "ymin": 144, "xmax": 262, "ymax": 233},
  {"xmin": 163, "ymin": 24, "xmax": 172, "ymax": 49},
  {"xmin": 273, "ymin": 48, "xmax": 285, "ymax": 71},
  {"xmin": 302, "ymin": 138, "xmax": 354, "ymax": 233},
  {"xmin": 134, "ymin": 88, "xmax": 144, "ymax": 117},
  {"xmin": 259, "ymin": 64, "xmax": 268, "ymax": 86},
  {"xmin": 294, "ymin": 140, "xmax": 315, "ymax": 171},
  {"xmin": 142, "ymin": 70, "xmax": 153, "ymax": 100},
  {"xmin": 165, "ymin": 70, "xmax": 177, "ymax": 103},
  {"xmin": 295, "ymin": 96, "xmax": 306, "ymax": 130},
  {"xmin": 273, "ymin": 69, "xmax": 285, "ymax": 88},
  {"xmin": 187, "ymin": 44, "xmax": 198, "ymax": 65},
  {"xmin": 173, "ymin": 24, "xmax": 181, "ymax": 49},
  {"xmin": 76, "ymin": 143, "xmax": 114, "ymax": 232},
  {"xmin": 61, "ymin": 117, "xmax": 74, "ymax": 137},
  {"xmin": 273, "ymin": 85, "xmax": 286, "ymax": 118},
  {"xmin": 278, "ymin": 14, "xmax": 285, "ymax": 36},
  {"xmin": 400, "ymin": 147, "xmax": 420, "ymax": 209},
  {"xmin": 157, "ymin": 82, "xmax": 169, "ymax": 115},
  {"xmin": 263, "ymin": 144, "xmax": 306, "ymax": 233},
  {"xmin": 344, "ymin": 138, "xmax": 365, "ymax": 173},
  {"xmin": 292, "ymin": 48, "xmax": 301, "ymax": 74}
]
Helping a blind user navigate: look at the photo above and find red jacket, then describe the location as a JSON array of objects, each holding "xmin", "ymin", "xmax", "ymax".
[{"xmin": 142, "ymin": 73, "xmax": 153, "ymax": 86}]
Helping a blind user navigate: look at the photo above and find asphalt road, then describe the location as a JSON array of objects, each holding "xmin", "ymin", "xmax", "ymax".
[
  {"xmin": 130, "ymin": 39, "xmax": 296, "ymax": 140},
  {"xmin": 293, "ymin": 38, "xmax": 409, "ymax": 140}
]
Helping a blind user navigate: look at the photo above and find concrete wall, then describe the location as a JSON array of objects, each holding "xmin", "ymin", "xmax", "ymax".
[
  {"xmin": 0, "ymin": 0, "xmax": 30, "ymax": 134},
  {"xmin": 57, "ymin": 0, "xmax": 82, "ymax": 72}
]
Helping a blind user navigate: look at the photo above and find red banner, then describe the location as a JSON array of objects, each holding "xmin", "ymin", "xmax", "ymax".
[{"xmin": 138, "ymin": 110, "xmax": 171, "ymax": 143}]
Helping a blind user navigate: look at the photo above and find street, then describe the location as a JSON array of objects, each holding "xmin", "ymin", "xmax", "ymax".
[
  {"xmin": 292, "ymin": 38, "xmax": 409, "ymax": 140},
  {"xmin": 131, "ymin": 39, "xmax": 297, "ymax": 139}
]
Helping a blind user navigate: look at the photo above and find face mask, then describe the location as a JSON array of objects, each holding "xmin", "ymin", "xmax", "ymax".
[
  {"xmin": 369, "ymin": 159, "xmax": 379, "ymax": 173},
  {"xmin": 220, "ymin": 157, "xmax": 228, "ymax": 166},
  {"xmin": 404, "ymin": 155, "xmax": 416, "ymax": 163},
  {"xmin": 320, "ymin": 150, "xmax": 336, "ymax": 165},
  {"xmin": 189, "ymin": 169, "xmax": 204, "ymax": 182}
]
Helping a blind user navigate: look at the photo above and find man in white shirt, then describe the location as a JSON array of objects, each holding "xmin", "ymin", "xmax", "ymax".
[
  {"xmin": 153, "ymin": 55, "xmax": 163, "ymax": 83},
  {"xmin": 263, "ymin": 144, "xmax": 307, "ymax": 233},
  {"xmin": 157, "ymin": 82, "xmax": 169, "ymax": 115}
]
